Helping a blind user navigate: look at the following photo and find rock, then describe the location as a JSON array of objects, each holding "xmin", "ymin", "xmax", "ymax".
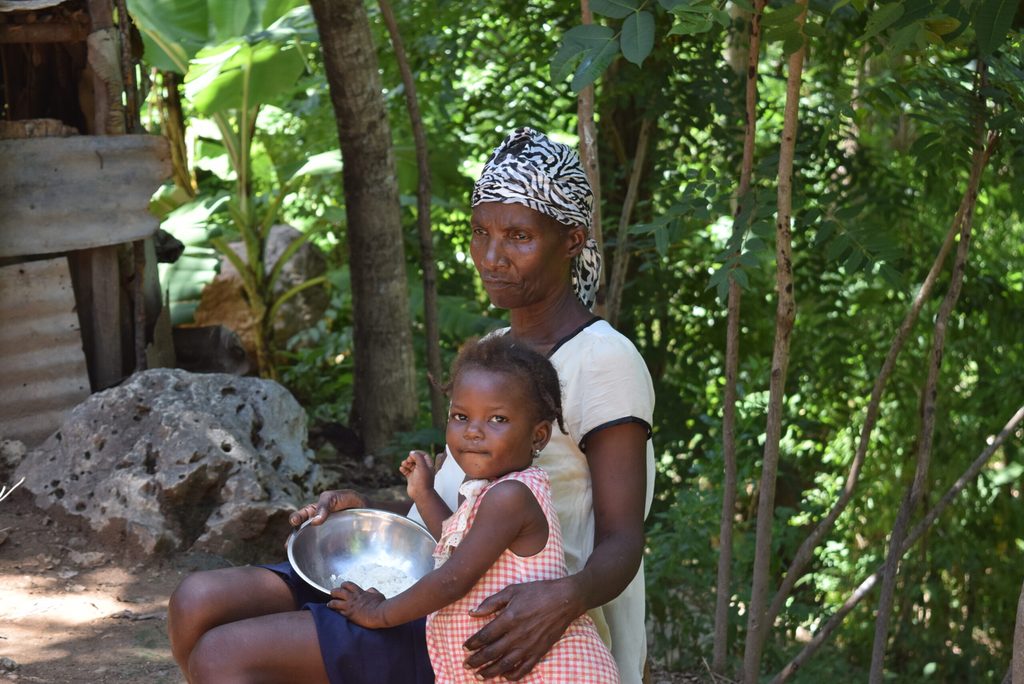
[
  {"xmin": 155, "ymin": 228, "xmax": 185, "ymax": 263},
  {"xmin": 1, "ymin": 438, "xmax": 26, "ymax": 479},
  {"xmin": 15, "ymin": 368, "xmax": 318, "ymax": 562},
  {"xmin": 309, "ymin": 421, "xmax": 365, "ymax": 461},
  {"xmin": 172, "ymin": 325, "xmax": 251, "ymax": 375},
  {"xmin": 193, "ymin": 224, "xmax": 329, "ymax": 361},
  {"xmin": 68, "ymin": 550, "xmax": 106, "ymax": 568}
]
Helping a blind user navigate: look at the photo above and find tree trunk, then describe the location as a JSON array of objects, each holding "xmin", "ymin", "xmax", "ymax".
[
  {"xmin": 1013, "ymin": 576, "xmax": 1024, "ymax": 684},
  {"xmin": 113, "ymin": 0, "xmax": 139, "ymax": 132},
  {"xmin": 156, "ymin": 70, "xmax": 196, "ymax": 197},
  {"xmin": 310, "ymin": 0, "xmax": 418, "ymax": 454},
  {"xmin": 764, "ymin": 121, "xmax": 1001, "ymax": 634},
  {"xmin": 868, "ymin": 66, "xmax": 989, "ymax": 683},
  {"xmin": 605, "ymin": 117, "xmax": 651, "ymax": 327},
  {"xmin": 741, "ymin": 7, "xmax": 807, "ymax": 679},
  {"xmin": 377, "ymin": 0, "xmax": 445, "ymax": 432},
  {"xmin": 577, "ymin": 0, "xmax": 605, "ymax": 315},
  {"xmin": 714, "ymin": 0, "xmax": 765, "ymax": 674}
]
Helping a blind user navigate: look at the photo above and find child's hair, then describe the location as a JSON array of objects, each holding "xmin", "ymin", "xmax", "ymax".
[{"xmin": 445, "ymin": 334, "xmax": 566, "ymax": 434}]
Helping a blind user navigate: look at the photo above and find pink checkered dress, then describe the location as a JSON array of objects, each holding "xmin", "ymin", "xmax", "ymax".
[{"xmin": 425, "ymin": 466, "xmax": 620, "ymax": 683}]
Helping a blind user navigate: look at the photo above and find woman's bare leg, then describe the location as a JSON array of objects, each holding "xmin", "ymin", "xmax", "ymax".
[
  {"xmin": 188, "ymin": 610, "xmax": 329, "ymax": 684},
  {"xmin": 167, "ymin": 566, "xmax": 297, "ymax": 680}
]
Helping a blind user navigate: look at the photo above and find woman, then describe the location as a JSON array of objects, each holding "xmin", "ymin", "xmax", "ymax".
[{"xmin": 167, "ymin": 127, "xmax": 655, "ymax": 684}]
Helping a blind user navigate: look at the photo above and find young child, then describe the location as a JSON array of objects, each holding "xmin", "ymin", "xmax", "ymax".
[{"xmin": 330, "ymin": 335, "xmax": 620, "ymax": 683}]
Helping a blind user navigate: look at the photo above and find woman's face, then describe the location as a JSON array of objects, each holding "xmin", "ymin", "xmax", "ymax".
[
  {"xmin": 446, "ymin": 367, "xmax": 549, "ymax": 481},
  {"xmin": 469, "ymin": 202, "xmax": 583, "ymax": 311}
]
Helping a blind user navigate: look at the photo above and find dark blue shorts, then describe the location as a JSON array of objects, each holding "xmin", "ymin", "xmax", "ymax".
[{"xmin": 261, "ymin": 561, "xmax": 434, "ymax": 684}]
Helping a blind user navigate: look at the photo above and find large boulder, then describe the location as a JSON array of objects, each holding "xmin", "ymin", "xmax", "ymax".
[{"xmin": 14, "ymin": 368, "xmax": 319, "ymax": 562}]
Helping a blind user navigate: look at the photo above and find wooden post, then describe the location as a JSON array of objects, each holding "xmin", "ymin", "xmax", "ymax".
[
  {"xmin": 114, "ymin": 0, "xmax": 139, "ymax": 132},
  {"xmin": 133, "ymin": 239, "xmax": 148, "ymax": 372},
  {"xmin": 72, "ymin": 0, "xmax": 134, "ymax": 387},
  {"xmin": 69, "ymin": 246, "xmax": 125, "ymax": 390}
]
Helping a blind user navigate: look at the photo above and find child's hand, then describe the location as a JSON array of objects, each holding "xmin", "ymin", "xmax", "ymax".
[
  {"xmin": 400, "ymin": 450, "xmax": 435, "ymax": 502},
  {"xmin": 329, "ymin": 582, "xmax": 389, "ymax": 628}
]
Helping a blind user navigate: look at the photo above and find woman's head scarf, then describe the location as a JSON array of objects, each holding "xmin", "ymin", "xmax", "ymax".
[{"xmin": 471, "ymin": 127, "xmax": 602, "ymax": 311}]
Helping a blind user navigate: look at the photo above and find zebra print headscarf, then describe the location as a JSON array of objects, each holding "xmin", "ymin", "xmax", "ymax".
[{"xmin": 472, "ymin": 127, "xmax": 602, "ymax": 311}]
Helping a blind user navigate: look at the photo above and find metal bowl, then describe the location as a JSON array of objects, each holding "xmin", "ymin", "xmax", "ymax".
[{"xmin": 286, "ymin": 508, "xmax": 436, "ymax": 596}]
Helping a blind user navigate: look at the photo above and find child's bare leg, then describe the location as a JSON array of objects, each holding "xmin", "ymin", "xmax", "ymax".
[
  {"xmin": 167, "ymin": 566, "xmax": 296, "ymax": 680},
  {"xmin": 188, "ymin": 610, "xmax": 328, "ymax": 684}
]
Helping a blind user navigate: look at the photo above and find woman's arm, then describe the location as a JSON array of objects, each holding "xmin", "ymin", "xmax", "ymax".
[
  {"xmin": 288, "ymin": 489, "xmax": 369, "ymax": 527},
  {"xmin": 288, "ymin": 488, "xmax": 416, "ymax": 525},
  {"xmin": 330, "ymin": 480, "xmax": 546, "ymax": 628},
  {"xmin": 462, "ymin": 421, "xmax": 648, "ymax": 680}
]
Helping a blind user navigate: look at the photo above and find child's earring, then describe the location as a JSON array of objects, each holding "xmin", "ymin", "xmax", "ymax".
[{"xmin": 532, "ymin": 448, "xmax": 541, "ymax": 458}]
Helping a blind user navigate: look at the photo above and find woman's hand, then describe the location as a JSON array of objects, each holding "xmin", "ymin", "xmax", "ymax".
[
  {"xmin": 328, "ymin": 582, "xmax": 388, "ymax": 629},
  {"xmin": 399, "ymin": 450, "xmax": 435, "ymax": 503},
  {"xmin": 462, "ymin": 577, "xmax": 584, "ymax": 680},
  {"xmin": 289, "ymin": 489, "xmax": 368, "ymax": 527}
]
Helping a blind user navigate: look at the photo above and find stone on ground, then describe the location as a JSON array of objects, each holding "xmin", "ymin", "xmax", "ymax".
[{"xmin": 14, "ymin": 368, "xmax": 319, "ymax": 562}]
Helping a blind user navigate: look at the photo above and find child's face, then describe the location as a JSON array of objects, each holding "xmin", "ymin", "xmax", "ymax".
[{"xmin": 446, "ymin": 367, "xmax": 550, "ymax": 481}]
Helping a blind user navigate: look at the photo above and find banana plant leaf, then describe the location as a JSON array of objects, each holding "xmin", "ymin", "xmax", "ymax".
[{"xmin": 127, "ymin": 0, "xmax": 309, "ymax": 73}]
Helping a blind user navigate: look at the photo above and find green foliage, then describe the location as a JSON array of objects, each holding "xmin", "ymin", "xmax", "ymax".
[
  {"xmin": 553, "ymin": 1, "xmax": 680, "ymax": 91},
  {"xmin": 973, "ymin": 0, "xmax": 1018, "ymax": 57},
  {"xmin": 131, "ymin": 0, "xmax": 332, "ymax": 376},
  {"xmin": 551, "ymin": 24, "xmax": 620, "ymax": 89},
  {"xmin": 542, "ymin": 0, "xmax": 1024, "ymax": 676},
  {"xmin": 184, "ymin": 34, "xmax": 306, "ymax": 115},
  {"xmin": 621, "ymin": 10, "xmax": 657, "ymax": 65},
  {"xmin": 277, "ymin": 266, "xmax": 354, "ymax": 425},
  {"xmin": 133, "ymin": 0, "xmax": 1023, "ymax": 678},
  {"xmin": 646, "ymin": 477, "xmax": 721, "ymax": 669},
  {"xmin": 155, "ymin": 194, "xmax": 228, "ymax": 324},
  {"xmin": 127, "ymin": 0, "xmax": 208, "ymax": 72}
]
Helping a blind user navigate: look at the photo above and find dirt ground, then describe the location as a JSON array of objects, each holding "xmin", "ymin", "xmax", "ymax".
[
  {"xmin": 0, "ymin": 485, "xmax": 184, "ymax": 683},
  {"xmin": 0, "ymin": 482, "xmax": 701, "ymax": 684}
]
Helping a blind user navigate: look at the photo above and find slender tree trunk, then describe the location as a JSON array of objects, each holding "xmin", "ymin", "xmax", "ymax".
[
  {"xmin": 605, "ymin": 117, "xmax": 651, "ymax": 327},
  {"xmin": 765, "ymin": 124, "xmax": 999, "ymax": 632},
  {"xmin": 377, "ymin": 0, "xmax": 445, "ymax": 432},
  {"xmin": 741, "ymin": 9, "xmax": 807, "ymax": 680},
  {"xmin": 868, "ymin": 67, "xmax": 989, "ymax": 682},
  {"xmin": 114, "ymin": 0, "xmax": 139, "ymax": 132},
  {"xmin": 771, "ymin": 404, "xmax": 1024, "ymax": 683},
  {"xmin": 1012, "ymin": 576, "xmax": 1024, "ymax": 684},
  {"xmin": 309, "ymin": 0, "xmax": 417, "ymax": 454},
  {"xmin": 715, "ymin": 284, "xmax": 742, "ymax": 673},
  {"xmin": 713, "ymin": 0, "xmax": 766, "ymax": 674},
  {"xmin": 762, "ymin": 131, "xmax": 1001, "ymax": 629},
  {"xmin": 577, "ymin": 0, "xmax": 605, "ymax": 314},
  {"xmin": 157, "ymin": 70, "xmax": 196, "ymax": 197},
  {"xmin": 962, "ymin": 569, "xmax": 978, "ymax": 684}
]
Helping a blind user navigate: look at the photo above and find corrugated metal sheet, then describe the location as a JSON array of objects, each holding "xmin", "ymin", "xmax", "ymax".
[
  {"xmin": 0, "ymin": 134, "xmax": 171, "ymax": 258},
  {"xmin": 0, "ymin": 257, "xmax": 91, "ymax": 447},
  {"xmin": 0, "ymin": 1, "xmax": 71, "ymax": 12}
]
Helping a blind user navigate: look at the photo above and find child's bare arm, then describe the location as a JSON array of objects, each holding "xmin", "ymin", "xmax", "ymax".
[
  {"xmin": 399, "ymin": 450, "xmax": 450, "ymax": 539},
  {"xmin": 330, "ymin": 479, "xmax": 545, "ymax": 628}
]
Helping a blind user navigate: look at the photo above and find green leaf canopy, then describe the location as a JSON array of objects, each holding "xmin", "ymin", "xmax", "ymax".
[
  {"xmin": 622, "ymin": 10, "xmax": 655, "ymax": 66},
  {"xmin": 973, "ymin": 0, "xmax": 1017, "ymax": 57},
  {"xmin": 184, "ymin": 39, "xmax": 306, "ymax": 114},
  {"xmin": 126, "ymin": 0, "xmax": 208, "ymax": 72}
]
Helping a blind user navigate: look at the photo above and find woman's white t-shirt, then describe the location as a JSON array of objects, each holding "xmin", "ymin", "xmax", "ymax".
[{"xmin": 409, "ymin": 319, "xmax": 655, "ymax": 684}]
